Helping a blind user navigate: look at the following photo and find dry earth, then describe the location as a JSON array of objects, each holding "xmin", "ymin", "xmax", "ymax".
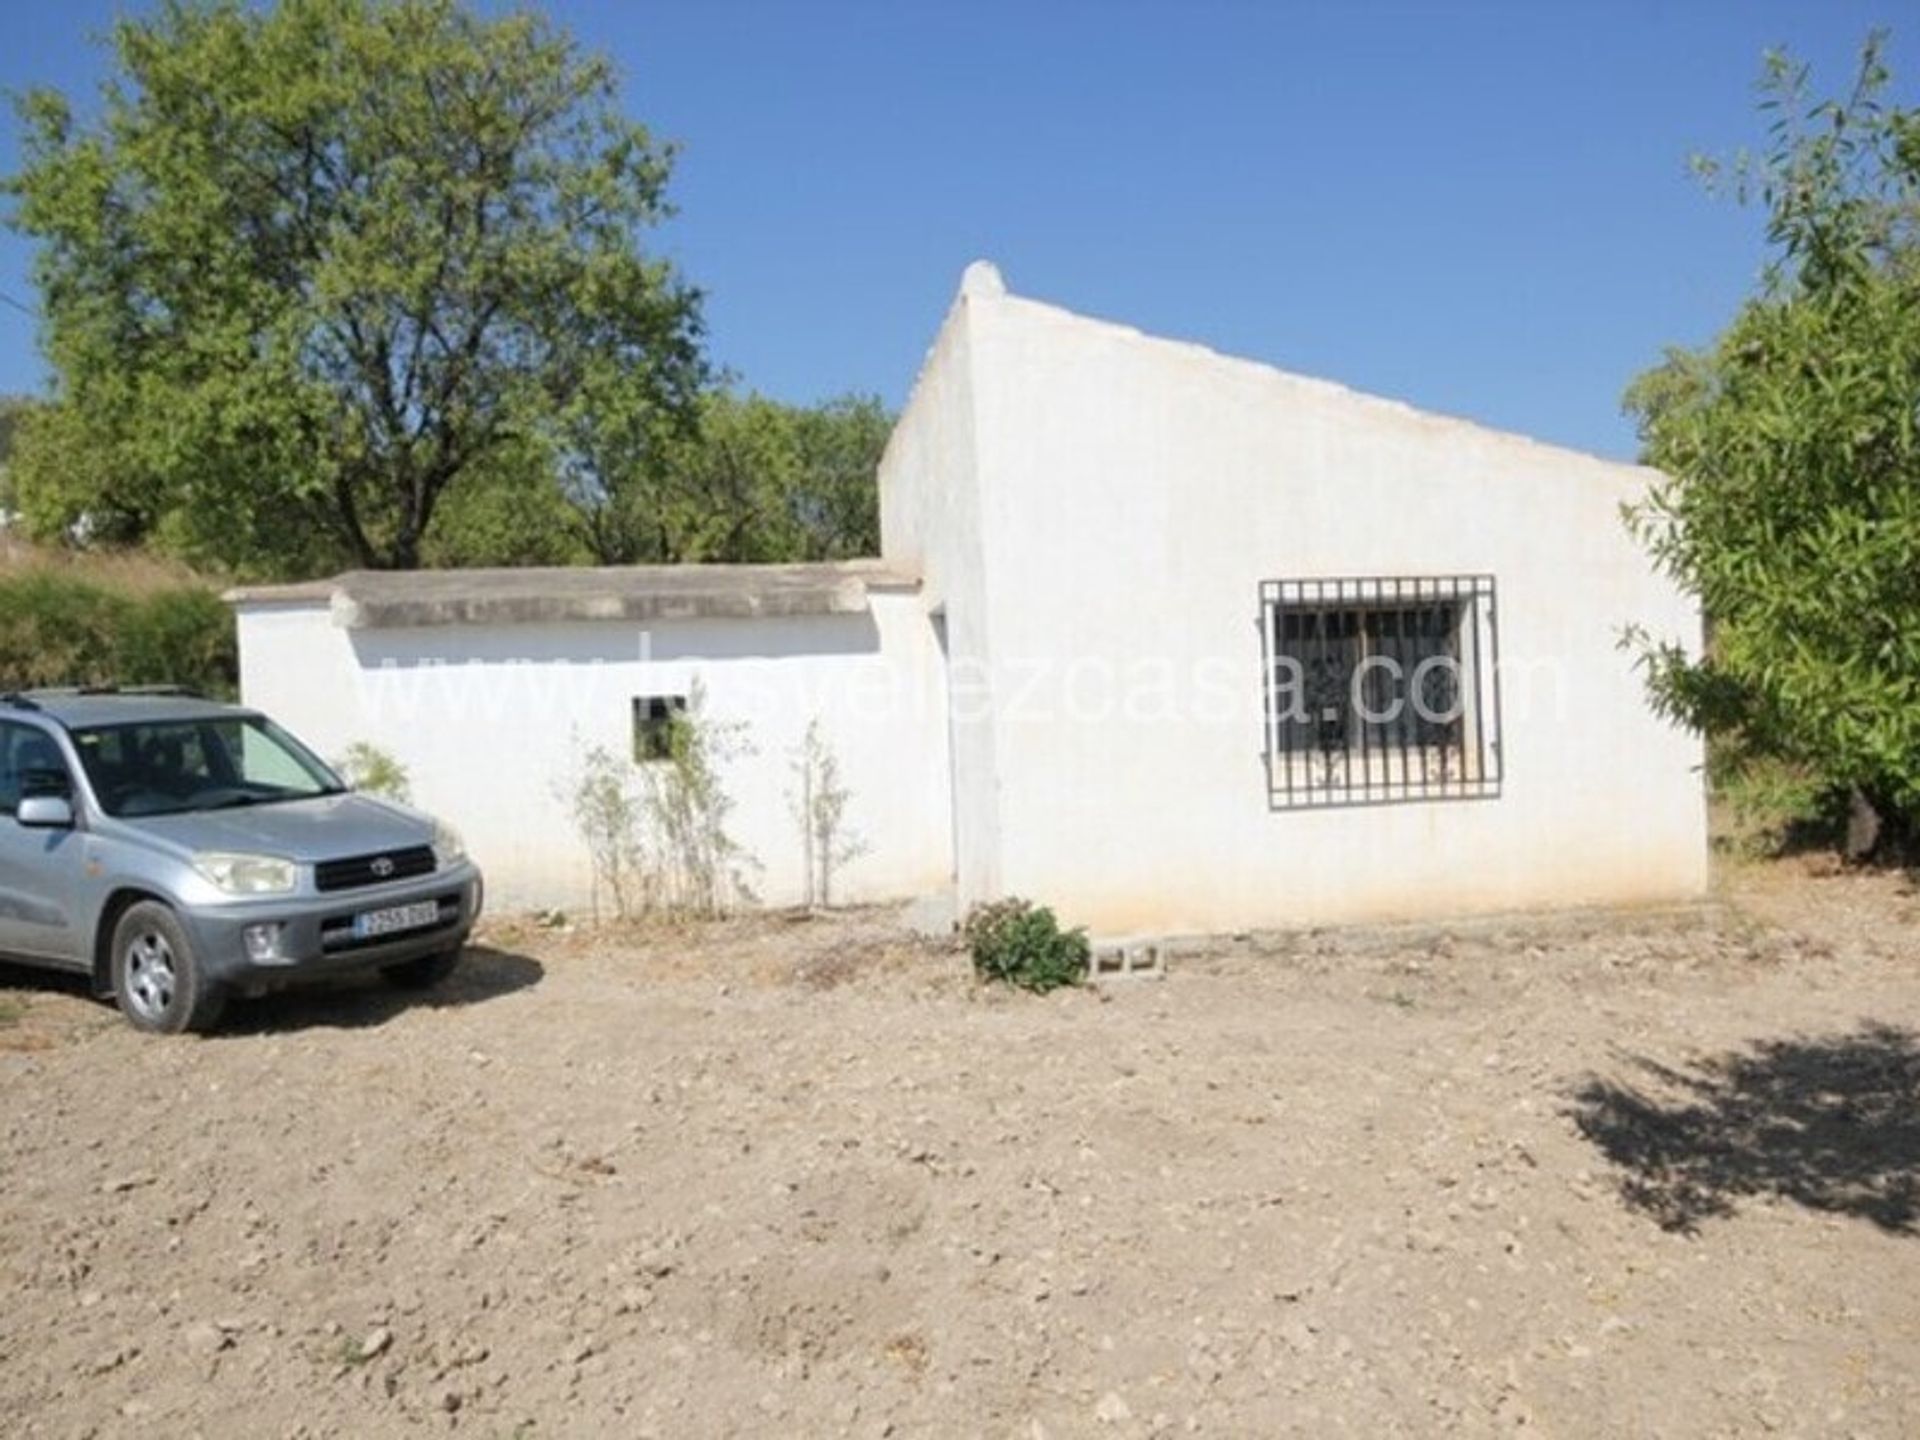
[{"xmin": 3, "ymin": 860, "xmax": 1919, "ymax": 1438}]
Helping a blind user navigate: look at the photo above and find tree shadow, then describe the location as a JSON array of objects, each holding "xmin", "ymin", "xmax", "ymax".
[
  {"xmin": 215, "ymin": 944, "xmax": 544, "ymax": 1036},
  {"xmin": 1567, "ymin": 1023, "xmax": 1920, "ymax": 1235}
]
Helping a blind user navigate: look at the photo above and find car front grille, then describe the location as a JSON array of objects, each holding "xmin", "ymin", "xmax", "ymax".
[{"xmin": 314, "ymin": 845, "xmax": 437, "ymax": 893}]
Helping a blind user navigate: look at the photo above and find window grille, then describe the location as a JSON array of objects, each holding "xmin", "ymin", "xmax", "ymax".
[
  {"xmin": 632, "ymin": 694, "xmax": 688, "ymax": 763},
  {"xmin": 1259, "ymin": 575, "xmax": 1502, "ymax": 808}
]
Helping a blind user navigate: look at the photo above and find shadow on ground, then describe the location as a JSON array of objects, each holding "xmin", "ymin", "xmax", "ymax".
[
  {"xmin": 1569, "ymin": 1023, "xmax": 1920, "ymax": 1234},
  {"xmin": 215, "ymin": 944, "xmax": 544, "ymax": 1036},
  {"xmin": 0, "ymin": 960, "xmax": 93, "ymax": 1004}
]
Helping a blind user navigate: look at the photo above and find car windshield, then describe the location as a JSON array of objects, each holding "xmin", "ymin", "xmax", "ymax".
[{"xmin": 71, "ymin": 715, "xmax": 345, "ymax": 819}]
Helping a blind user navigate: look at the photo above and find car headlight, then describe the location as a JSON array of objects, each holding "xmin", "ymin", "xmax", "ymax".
[
  {"xmin": 432, "ymin": 820, "xmax": 466, "ymax": 867},
  {"xmin": 194, "ymin": 852, "xmax": 297, "ymax": 896}
]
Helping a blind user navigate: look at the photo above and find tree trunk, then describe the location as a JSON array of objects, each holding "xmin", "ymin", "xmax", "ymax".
[{"xmin": 1845, "ymin": 786, "xmax": 1883, "ymax": 863}]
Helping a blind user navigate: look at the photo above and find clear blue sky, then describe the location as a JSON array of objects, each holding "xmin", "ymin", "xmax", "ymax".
[{"xmin": 0, "ymin": 1, "xmax": 1911, "ymax": 460}]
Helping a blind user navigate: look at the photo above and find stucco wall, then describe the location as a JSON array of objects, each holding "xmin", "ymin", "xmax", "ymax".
[
  {"xmin": 901, "ymin": 280, "xmax": 1707, "ymax": 934},
  {"xmin": 234, "ymin": 594, "xmax": 954, "ymax": 914},
  {"xmin": 878, "ymin": 268, "xmax": 1000, "ymax": 901}
]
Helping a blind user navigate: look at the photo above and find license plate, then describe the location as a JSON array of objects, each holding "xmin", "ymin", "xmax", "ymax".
[{"xmin": 353, "ymin": 900, "xmax": 441, "ymax": 940}]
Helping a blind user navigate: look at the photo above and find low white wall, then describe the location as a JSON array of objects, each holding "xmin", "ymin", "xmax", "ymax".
[{"xmin": 235, "ymin": 595, "xmax": 954, "ymax": 914}]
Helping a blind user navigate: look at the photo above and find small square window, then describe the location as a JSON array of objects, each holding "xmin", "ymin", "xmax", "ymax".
[{"xmin": 632, "ymin": 695, "xmax": 688, "ymax": 763}]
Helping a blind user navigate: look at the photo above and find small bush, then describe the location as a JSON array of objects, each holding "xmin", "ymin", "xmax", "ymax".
[
  {"xmin": 334, "ymin": 742, "xmax": 412, "ymax": 803},
  {"xmin": 964, "ymin": 898, "xmax": 1088, "ymax": 994},
  {"xmin": 0, "ymin": 569, "xmax": 235, "ymax": 697}
]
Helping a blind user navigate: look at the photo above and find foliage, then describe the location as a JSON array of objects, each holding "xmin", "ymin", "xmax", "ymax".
[
  {"xmin": 963, "ymin": 898, "xmax": 1088, "ymax": 994},
  {"xmin": 0, "ymin": 394, "xmax": 35, "ymax": 514},
  {"xmin": 418, "ymin": 434, "xmax": 593, "ymax": 568},
  {"xmin": 637, "ymin": 679, "xmax": 758, "ymax": 915},
  {"xmin": 556, "ymin": 681, "xmax": 757, "ymax": 922},
  {"xmin": 1710, "ymin": 751, "xmax": 1847, "ymax": 858},
  {"xmin": 0, "ymin": 570, "xmax": 236, "ymax": 695},
  {"xmin": 556, "ymin": 740, "xmax": 647, "ymax": 923},
  {"xmin": 3, "ymin": 0, "xmax": 705, "ymax": 577},
  {"xmin": 333, "ymin": 741, "xmax": 411, "ymax": 802},
  {"xmin": 788, "ymin": 717, "xmax": 866, "ymax": 908},
  {"xmin": 562, "ymin": 389, "xmax": 891, "ymax": 564},
  {"xmin": 1624, "ymin": 33, "xmax": 1920, "ymax": 840}
]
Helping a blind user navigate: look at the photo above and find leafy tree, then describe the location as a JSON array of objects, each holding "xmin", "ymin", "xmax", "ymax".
[
  {"xmin": 0, "ymin": 394, "xmax": 32, "ymax": 514},
  {"xmin": 561, "ymin": 388, "xmax": 890, "ymax": 564},
  {"xmin": 3, "ymin": 0, "xmax": 704, "ymax": 577},
  {"xmin": 1624, "ymin": 33, "xmax": 1920, "ymax": 847}
]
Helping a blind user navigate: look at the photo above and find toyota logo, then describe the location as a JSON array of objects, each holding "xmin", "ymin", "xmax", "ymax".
[{"xmin": 370, "ymin": 856, "xmax": 396, "ymax": 879}]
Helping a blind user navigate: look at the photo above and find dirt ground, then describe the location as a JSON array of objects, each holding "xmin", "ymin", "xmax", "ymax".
[{"xmin": 3, "ymin": 861, "xmax": 1919, "ymax": 1438}]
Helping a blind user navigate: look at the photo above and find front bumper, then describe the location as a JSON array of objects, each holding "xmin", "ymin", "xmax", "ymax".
[{"xmin": 181, "ymin": 861, "xmax": 485, "ymax": 988}]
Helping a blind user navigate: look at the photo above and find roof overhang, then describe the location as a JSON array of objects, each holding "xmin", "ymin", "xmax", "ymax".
[{"xmin": 225, "ymin": 560, "xmax": 921, "ymax": 631}]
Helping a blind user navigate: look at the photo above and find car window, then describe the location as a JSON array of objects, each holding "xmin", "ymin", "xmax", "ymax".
[
  {"xmin": 0, "ymin": 721, "xmax": 74, "ymax": 818},
  {"xmin": 70, "ymin": 716, "xmax": 342, "ymax": 818}
]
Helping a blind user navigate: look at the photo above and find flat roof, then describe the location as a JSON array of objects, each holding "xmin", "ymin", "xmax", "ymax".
[{"xmin": 225, "ymin": 560, "xmax": 920, "ymax": 630}]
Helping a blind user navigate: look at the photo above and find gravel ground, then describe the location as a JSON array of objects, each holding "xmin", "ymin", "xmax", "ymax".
[{"xmin": 2, "ymin": 860, "xmax": 1918, "ymax": 1438}]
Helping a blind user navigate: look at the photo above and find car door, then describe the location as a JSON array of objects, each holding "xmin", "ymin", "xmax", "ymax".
[{"xmin": 0, "ymin": 720, "xmax": 88, "ymax": 965}]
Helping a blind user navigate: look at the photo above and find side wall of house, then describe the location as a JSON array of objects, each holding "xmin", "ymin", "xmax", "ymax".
[
  {"xmin": 233, "ymin": 596, "xmax": 954, "ymax": 914},
  {"xmin": 877, "ymin": 276, "xmax": 995, "ymax": 901},
  {"xmin": 960, "ymin": 292, "xmax": 1708, "ymax": 934}
]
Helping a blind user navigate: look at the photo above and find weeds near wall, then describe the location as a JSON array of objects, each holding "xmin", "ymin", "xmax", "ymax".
[
  {"xmin": 557, "ymin": 742, "xmax": 649, "ymax": 923},
  {"xmin": 557, "ymin": 681, "xmax": 758, "ymax": 923},
  {"xmin": 964, "ymin": 898, "xmax": 1088, "ymax": 994},
  {"xmin": 789, "ymin": 717, "xmax": 866, "ymax": 909},
  {"xmin": 638, "ymin": 681, "xmax": 760, "ymax": 915},
  {"xmin": 333, "ymin": 741, "xmax": 412, "ymax": 803}
]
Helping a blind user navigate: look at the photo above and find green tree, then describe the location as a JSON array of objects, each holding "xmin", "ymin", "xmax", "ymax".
[
  {"xmin": 4, "ymin": 0, "xmax": 704, "ymax": 577},
  {"xmin": 561, "ymin": 388, "xmax": 890, "ymax": 564},
  {"xmin": 1624, "ymin": 33, "xmax": 1920, "ymax": 847},
  {"xmin": 0, "ymin": 394, "xmax": 33, "ymax": 514}
]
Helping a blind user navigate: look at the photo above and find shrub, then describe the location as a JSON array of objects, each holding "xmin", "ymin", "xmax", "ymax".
[
  {"xmin": 964, "ymin": 898, "xmax": 1089, "ymax": 994},
  {"xmin": 0, "ymin": 570, "xmax": 236, "ymax": 697},
  {"xmin": 333, "ymin": 742, "xmax": 412, "ymax": 803}
]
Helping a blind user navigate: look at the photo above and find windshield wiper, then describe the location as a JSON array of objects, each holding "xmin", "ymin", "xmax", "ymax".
[{"xmin": 201, "ymin": 793, "xmax": 271, "ymax": 811}]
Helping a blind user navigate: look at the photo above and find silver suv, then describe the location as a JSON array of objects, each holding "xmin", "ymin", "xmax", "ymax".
[{"xmin": 0, "ymin": 689, "xmax": 483, "ymax": 1033}]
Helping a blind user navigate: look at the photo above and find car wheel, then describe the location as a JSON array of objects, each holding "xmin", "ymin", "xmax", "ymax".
[
  {"xmin": 380, "ymin": 947, "xmax": 462, "ymax": 991},
  {"xmin": 111, "ymin": 901, "xmax": 227, "ymax": 1035}
]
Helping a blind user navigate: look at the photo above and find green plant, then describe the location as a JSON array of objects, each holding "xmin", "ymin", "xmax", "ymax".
[
  {"xmin": 6, "ymin": 0, "xmax": 704, "ymax": 576},
  {"xmin": 556, "ymin": 740, "xmax": 648, "ymax": 923},
  {"xmin": 788, "ymin": 717, "xmax": 866, "ymax": 909},
  {"xmin": 0, "ymin": 570, "xmax": 235, "ymax": 697},
  {"xmin": 1623, "ymin": 33, "xmax": 1920, "ymax": 854},
  {"xmin": 333, "ymin": 742, "xmax": 412, "ymax": 803},
  {"xmin": 964, "ymin": 898, "xmax": 1089, "ymax": 994},
  {"xmin": 1710, "ymin": 751, "xmax": 1847, "ymax": 858},
  {"xmin": 556, "ymin": 684, "xmax": 758, "ymax": 923},
  {"xmin": 638, "ymin": 680, "xmax": 758, "ymax": 916}
]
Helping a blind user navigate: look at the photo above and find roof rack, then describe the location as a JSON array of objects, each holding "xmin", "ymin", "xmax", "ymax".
[{"xmin": 0, "ymin": 692, "xmax": 42, "ymax": 711}]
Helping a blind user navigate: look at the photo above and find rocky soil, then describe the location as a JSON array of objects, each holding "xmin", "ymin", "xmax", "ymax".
[{"xmin": 3, "ymin": 860, "xmax": 1919, "ymax": 1437}]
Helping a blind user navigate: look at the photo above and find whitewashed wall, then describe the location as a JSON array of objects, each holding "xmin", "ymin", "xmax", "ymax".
[
  {"xmin": 234, "ymin": 594, "xmax": 955, "ymax": 914},
  {"xmin": 881, "ymin": 265, "xmax": 1708, "ymax": 934}
]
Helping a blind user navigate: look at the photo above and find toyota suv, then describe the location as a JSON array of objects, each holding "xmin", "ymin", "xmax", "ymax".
[{"xmin": 0, "ymin": 689, "xmax": 482, "ymax": 1033}]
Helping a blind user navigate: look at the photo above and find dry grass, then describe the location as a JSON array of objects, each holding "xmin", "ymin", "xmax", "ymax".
[{"xmin": 0, "ymin": 533, "xmax": 223, "ymax": 594}]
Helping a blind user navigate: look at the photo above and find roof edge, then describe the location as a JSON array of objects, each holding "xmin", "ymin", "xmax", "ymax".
[{"xmin": 226, "ymin": 560, "xmax": 922, "ymax": 630}]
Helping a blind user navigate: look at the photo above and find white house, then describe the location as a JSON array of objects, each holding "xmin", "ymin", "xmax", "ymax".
[{"xmin": 230, "ymin": 263, "xmax": 1707, "ymax": 934}]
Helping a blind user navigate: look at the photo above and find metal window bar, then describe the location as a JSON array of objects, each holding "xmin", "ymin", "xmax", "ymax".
[{"xmin": 1259, "ymin": 574, "xmax": 1502, "ymax": 810}]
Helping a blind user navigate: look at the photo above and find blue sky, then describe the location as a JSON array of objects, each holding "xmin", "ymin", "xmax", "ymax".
[{"xmin": 0, "ymin": 1, "xmax": 1911, "ymax": 460}]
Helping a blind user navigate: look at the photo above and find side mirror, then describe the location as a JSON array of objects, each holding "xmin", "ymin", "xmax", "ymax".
[{"xmin": 16, "ymin": 795, "xmax": 75, "ymax": 829}]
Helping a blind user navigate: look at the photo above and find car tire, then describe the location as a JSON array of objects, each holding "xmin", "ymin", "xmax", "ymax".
[
  {"xmin": 380, "ymin": 947, "xmax": 462, "ymax": 991},
  {"xmin": 111, "ymin": 901, "xmax": 227, "ymax": 1035}
]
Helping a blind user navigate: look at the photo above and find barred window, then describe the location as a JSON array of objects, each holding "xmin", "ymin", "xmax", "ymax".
[
  {"xmin": 632, "ymin": 694, "xmax": 688, "ymax": 763},
  {"xmin": 1259, "ymin": 575, "xmax": 1502, "ymax": 808}
]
